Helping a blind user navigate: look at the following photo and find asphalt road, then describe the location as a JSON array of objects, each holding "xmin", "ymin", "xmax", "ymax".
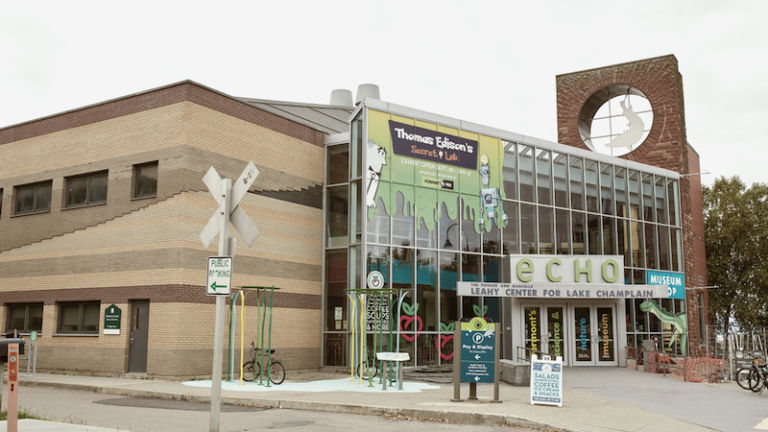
[{"xmin": 13, "ymin": 386, "xmax": 556, "ymax": 432}]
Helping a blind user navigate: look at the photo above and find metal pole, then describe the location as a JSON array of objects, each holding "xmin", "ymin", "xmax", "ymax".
[
  {"xmin": 266, "ymin": 287, "xmax": 274, "ymax": 387},
  {"xmin": 210, "ymin": 178, "xmax": 231, "ymax": 432},
  {"xmin": 359, "ymin": 293, "xmax": 364, "ymax": 384},
  {"xmin": 260, "ymin": 288, "xmax": 267, "ymax": 385},
  {"xmin": 227, "ymin": 291, "xmax": 238, "ymax": 381},
  {"xmin": 451, "ymin": 321, "xmax": 462, "ymax": 402},
  {"xmin": 493, "ymin": 322, "xmax": 500, "ymax": 403},
  {"xmin": 348, "ymin": 294, "xmax": 356, "ymax": 381},
  {"xmin": 395, "ymin": 291, "xmax": 407, "ymax": 386},
  {"xmin": 239, "ymin": 290, "xmax": 246, "ymax": 385}
]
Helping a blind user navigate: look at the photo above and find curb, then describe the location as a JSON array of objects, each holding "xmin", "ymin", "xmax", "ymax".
[{"xmin": 20, "ymin": 379, "xmax": 573, "ymax": 431}]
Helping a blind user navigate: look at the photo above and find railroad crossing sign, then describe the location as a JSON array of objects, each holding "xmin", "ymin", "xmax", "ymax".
[
  {"xmin": 206, "ymin": 256, "xmax": 233, "ymax": 296},
  {"xmin": 200, "ymin": 161, "xmax": 260, "ymax": 248}
]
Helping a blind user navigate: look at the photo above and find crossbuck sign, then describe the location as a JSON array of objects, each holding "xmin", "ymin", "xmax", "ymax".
[{"xmin": 200, "ymin": 161, "xmax": 260, "ymax": 250}]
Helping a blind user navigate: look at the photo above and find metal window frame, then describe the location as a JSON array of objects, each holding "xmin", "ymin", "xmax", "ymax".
[{"xmin": 65, "ymin": 170, "xmax": 108, "ymax": 208}]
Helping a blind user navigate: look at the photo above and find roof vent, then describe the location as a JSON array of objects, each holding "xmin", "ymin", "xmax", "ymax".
[
  {"xmin": 330, "ymin": 89, "xmax": 353, "ymax": 107},
  {"xmin": 355, "ymin": 83, "xmax": 380, "ymax": 104}
]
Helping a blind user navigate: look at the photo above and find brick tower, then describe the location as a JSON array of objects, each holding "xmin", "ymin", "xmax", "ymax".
[{"xmin": 556, "ymin": 55, "xmax": 709, "ymax": 353}]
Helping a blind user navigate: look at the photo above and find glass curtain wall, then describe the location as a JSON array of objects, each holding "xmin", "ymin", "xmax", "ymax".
[{"xmin": 323, "ymin": 113, "xmax": 685, "ymax": 366}]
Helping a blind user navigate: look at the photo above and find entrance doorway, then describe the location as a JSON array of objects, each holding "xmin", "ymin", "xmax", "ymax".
[
  {"xmin": 571, "ymin": 305, "xmax": 617, "ymax": 366},
  {"xmin": 521, "ymin": 303, "xmax": 617, "ymax": 366},
  {"xmin": 128, "ymin": 300, "xmax": 150, "ymax": 373}
]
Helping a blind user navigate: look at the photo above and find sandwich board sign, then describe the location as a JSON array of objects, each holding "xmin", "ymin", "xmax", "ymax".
[
  {"xmin": 530, "ymin": 354, "xmax": 563, "ymax": 407},
  {"xmin": 206, "ymin": 256, "xmax": 233, "ymax": 296}
]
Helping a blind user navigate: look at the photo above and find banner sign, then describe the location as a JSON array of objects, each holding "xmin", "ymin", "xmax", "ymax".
[
  {"xmin": 389, "ymin": 120, "xmax": 477, "ymax": 169},
  {"xmin": 366, "ymin": 296, "xmax": 390, "ymax": 332},
  {"xmin": 530, "ymin": 354, "xmax": 563, "ymax": 407},
  {"xmin": 366, "ymin": 109, "xmax": 507, "ymax": 235},
  {"xmin": 646, "ymin": 270, "xmax": 685, "ymax": 300},
  {"xmin": 457, "ymin": 281, "xmax": 668, "ymax": 299}
]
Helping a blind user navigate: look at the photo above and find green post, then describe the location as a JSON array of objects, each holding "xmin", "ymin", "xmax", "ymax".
[
  {"xmin": 259, "ymin": 288, "xmax": 267, "ymax": 385},
  {"xmin": 227, "ymin": 292, "xmax": 235, "ymax": 381},
  {"xmin": 378, "ymin": 292, "xmax": 383, "ymax": 385},
  {"xmin": 266, "ymin": 286, "xmax": 274, "ymax": 387}
]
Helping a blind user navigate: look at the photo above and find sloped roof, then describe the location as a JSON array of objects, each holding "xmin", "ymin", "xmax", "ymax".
[{"xmin": 237, "ymin": 97, "xmax": 354, "ymax": 134}]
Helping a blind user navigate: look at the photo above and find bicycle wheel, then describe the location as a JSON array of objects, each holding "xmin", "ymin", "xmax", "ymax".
[
  {"xmin": 269, "ymin": 361, "xmax": 285, "ymax": 385},
  {"xmin": 736, "ymin": 367, "xmax": 755, "ymax": 390},
  {"xmin": 355, "ymin": 362, "xmax": 379, "ymax": 380},
  {"xmin": 749, "ymin": 371, "xmax": 765, "ymax": 392},
  {"xmin": 242, "ymin": 360, "xmax": 260, "ymax": 382}
]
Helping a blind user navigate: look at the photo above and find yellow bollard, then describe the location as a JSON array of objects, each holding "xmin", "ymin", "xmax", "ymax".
[{"xmin": 239, "ymin": 289, "xmax": 246, "ymax": 385}]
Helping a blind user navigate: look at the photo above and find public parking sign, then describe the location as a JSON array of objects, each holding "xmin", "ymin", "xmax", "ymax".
[
  {"xmin": 206, "ymin": 256, "xmax": 233, "ymax": 296},
  {"xmin": 460, "ymin": 318, "xmax": 496, "ymax": 383}
]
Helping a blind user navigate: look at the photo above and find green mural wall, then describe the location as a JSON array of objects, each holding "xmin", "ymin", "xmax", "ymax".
[{"xmin": 366, "ymin": 109, "xmax": 508, "ymax": 234}]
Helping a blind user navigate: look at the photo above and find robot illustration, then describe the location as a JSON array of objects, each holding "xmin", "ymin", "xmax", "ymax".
[{"xmin": 478, "ymin": 154, "xmax": 507, "ymax": 228}]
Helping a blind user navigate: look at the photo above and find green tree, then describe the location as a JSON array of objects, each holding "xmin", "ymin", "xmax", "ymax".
[{"xmin": 704, "ymin": 177, "xmax": 768, "ymax": 335}]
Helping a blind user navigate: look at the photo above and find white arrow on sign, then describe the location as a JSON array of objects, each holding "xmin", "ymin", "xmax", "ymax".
[
  {"xmin": 475, "ymin": 354, "xmax": 481, "ymax": 360},
  {"xmin": 474, "ymin": 376, "xmax": 480, "ymax": 382},
  {"xmin": 200, "ymin": 162, "xmax": 260, "ymax": 248}
]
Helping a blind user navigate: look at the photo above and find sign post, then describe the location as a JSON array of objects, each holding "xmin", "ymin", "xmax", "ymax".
[
  {"xmin": 7, "ymin": 342, "xmax": 19, "ymax": 432},
  {"xmin": 452, "ymin": 317, "xmax": 500, "ymax": 403},
  {"xmin": 200, "ymin": 162, "xmax": 260, "ymax": 432}
]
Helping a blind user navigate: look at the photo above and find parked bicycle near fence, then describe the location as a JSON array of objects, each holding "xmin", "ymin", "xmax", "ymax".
[
  {"xmin": 242, "ymin": 341, "xmax": 285, "ymax": 385},
  {"xmin": 735, "ymin": 352, "xmax": 765, "ymax": 392}
]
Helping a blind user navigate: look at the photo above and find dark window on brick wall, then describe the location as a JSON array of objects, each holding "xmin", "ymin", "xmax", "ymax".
[
  {"xmin": 14, "ymin": 180, "xmax": 52, "ymax": 215},
  {"xmin": 57, "ymin": 301, "xmax": 100, "ymax": 334},
  {"xmin": 133, "ymin": 161, "xmax": 158, "ymax": 198},
  {"xmin": 65, "ymin": 171, "xmax": 108, "ymax": 208},
  {"xmin": 6, "ymin": 303, "xmax": 43, "ymax": 333}
]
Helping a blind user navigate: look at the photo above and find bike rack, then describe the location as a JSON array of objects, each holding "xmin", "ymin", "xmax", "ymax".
[
  {"xmin": 227, "ymin": 285, "xmax": 282, "ymax": 386},
  {"xmin": 348, "ymin": 287, "xmax": 407, "ymax": 389}
]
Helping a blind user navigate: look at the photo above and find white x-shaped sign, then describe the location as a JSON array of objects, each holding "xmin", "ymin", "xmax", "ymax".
[{"xmin": 199, "ymin": 161, "xmax": 260, "ymax": 248}]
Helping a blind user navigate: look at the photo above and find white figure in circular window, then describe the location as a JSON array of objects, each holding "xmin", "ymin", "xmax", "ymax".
[{"xmin": 578, "ymin": 86, "xmax": 653, "ymax": 157}]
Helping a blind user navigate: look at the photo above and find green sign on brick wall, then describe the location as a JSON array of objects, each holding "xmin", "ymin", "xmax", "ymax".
[{"xmin": 104, "ymin": 304, "xmax": 121, "ymax": 335}]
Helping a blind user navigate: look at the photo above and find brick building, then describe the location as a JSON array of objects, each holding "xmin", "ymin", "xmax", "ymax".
[
  {"xmin": 0, "ymin": 81, "xmax": 350, "ymax": 376},
  {"xmin": 0, "ymin": 55, "xmax": 708, "ymax": 376},
  {"xmin": 556, "ymin": 55, "xmax": 709, "ymax": 353}
]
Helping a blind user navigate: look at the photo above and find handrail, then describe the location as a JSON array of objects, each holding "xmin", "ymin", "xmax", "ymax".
[{"xmin": 516, "ymin": 345, "xmax": 551, "ymax": 363}]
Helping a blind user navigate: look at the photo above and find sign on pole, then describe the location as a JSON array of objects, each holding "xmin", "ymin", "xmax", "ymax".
[
  {"xmin": 200, "ymin": 162, "xmax": 260, "ymax": 432},
  {"xmin": 530, "ymin": 354, "xmax": 563, "ymax": 407},
  {"xmin": 460, "ymin": 318, "xmax": 496, "ymax": 384},
  {"xmin": 206, "ymin": 256, "xmax": 233, "ymax": 296}
]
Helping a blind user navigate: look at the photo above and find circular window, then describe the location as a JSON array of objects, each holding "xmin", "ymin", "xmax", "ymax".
[{"xmin": 578, "ymin": 85, "xmax": 653, "ymax": 157}]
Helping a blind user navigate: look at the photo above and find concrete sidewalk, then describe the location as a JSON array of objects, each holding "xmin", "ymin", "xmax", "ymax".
[{"xmin": 8, "ymin": 368, "xmax": 725, "ymax": 432}]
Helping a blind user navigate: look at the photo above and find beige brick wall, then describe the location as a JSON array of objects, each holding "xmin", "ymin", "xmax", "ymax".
[
  {"xmin": 0, "ymin": 106, "xmax": 327, "ymax": 376},
  {"xmin": 0, "ymin": 101, "xmax": 323, "ymax": 252}
]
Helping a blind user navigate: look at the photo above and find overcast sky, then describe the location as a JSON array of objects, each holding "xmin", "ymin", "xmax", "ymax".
[{"xmin": 2, "ymin": 1, "xmax": 766, "ymax": 187}]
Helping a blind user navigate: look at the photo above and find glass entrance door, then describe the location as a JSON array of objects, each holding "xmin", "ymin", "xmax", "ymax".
[
  {"xmin": 571, "ymin": 304, "xmax": 617, "ymax": 366},
  {"xmin": 523, "ymin": 305, "xmax": 566, "ymax": 361},
  {"xmin": 596, "ymin": 306, "xmax": 617, "ymax": 365}
]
